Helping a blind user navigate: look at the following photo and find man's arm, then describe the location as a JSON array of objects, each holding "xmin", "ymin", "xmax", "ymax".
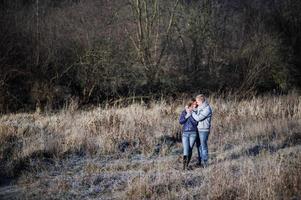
[
  {"xmin": 192, "ymin": 107, "xmax": 211, "ymax": 122},
  {"xmin": 189, "ymin": 114, "xmax": 198, "ymax": 126}
]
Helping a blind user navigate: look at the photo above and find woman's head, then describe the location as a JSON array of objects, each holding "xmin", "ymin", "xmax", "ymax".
[{"xmin": 186, "ymin": 98, "xmax": 197, "ymax": 108}]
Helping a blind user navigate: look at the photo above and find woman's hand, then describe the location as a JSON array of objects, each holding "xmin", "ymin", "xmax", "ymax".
[{"xmin": 185, "ymin": 106, "xmax": 193, "ymax": 113}]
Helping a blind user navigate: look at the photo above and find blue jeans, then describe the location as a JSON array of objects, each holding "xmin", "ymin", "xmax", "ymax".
[
  {"xmin": 198, "ymin": 131, "xmax": 210, "ymax": 164},
  {"xmin": 182, "ymin": 132, "xmax": 197, "ymax": 157}
]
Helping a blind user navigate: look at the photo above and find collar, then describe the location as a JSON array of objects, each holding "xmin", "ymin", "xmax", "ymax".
[{"xmin": 198, "ymin": 101, "xmax": 208, "ymax": 110}]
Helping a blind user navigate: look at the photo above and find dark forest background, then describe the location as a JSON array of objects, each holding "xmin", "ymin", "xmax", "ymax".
[{"xmin": 0, "ymin": 0, "xmax": 300, "ymax": 113}]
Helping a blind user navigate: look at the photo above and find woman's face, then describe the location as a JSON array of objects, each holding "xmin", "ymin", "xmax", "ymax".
[{"xmin": 192, "ymin": 101, "xmax": 198, "ymax": 108}]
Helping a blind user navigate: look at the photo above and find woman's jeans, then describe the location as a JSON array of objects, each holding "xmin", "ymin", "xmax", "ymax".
[
  {"xmin": 198, "ymin": 131, "xmax": 210, "ymax": 164},
  {"xmin": 182, "ymin": 132, "xmax": 197, "ymax": 160}
]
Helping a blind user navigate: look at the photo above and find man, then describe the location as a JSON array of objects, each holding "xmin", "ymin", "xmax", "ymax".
[{"xmin": 191, "ymin": 94, "xmax": 212, "ymax": 167}]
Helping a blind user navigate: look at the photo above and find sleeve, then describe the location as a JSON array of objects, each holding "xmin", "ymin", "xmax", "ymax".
[
  {"xmin": 189, "ymin": 112, "xmax": 198, "ymax": 125},
  {"xmin": 179, "ymin": 111, "xmax": 188, "ymax": 124},
  {"xmin": 192, "ymin": 107, "xmax": 211, "ymax": 122}
]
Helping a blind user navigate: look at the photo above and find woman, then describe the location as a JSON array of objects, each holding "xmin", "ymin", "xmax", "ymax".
[{"xmin": 179, "ymin": 98, "xmax": 198, "ymax": 170}]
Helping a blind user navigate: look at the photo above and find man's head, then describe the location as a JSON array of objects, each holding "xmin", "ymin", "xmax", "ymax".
[{"xmin": 195, "ymin": 94, "xmax": 206, "ymax": 106}]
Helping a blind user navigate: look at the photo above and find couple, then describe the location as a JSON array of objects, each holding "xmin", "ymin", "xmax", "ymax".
[{"xmin": 179, "ymin": 94, "xmax": 212, "ymax": 170}]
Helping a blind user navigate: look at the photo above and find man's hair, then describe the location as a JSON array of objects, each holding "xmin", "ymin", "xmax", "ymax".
[
  {"xmin": 196, "ymin": 94, "xmax": 206, "ymax": 102},
  {"xmin": 186, "ymin": 98, "xmax": 196, "ymax": 107}
]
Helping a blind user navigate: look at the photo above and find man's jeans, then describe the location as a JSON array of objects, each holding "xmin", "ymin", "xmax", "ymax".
[
  {"xmin": 182, "ymin": 132, "xmax": 197, "ymax": 157},
  {"xmin": 198, "ymin": 131, "xmax": 210, "ymax": 164}
]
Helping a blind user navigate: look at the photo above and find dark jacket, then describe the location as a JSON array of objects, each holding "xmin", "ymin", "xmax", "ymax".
[{"xmin": 179, "ymin": 110, "xmax": 198, "ymax": 132}]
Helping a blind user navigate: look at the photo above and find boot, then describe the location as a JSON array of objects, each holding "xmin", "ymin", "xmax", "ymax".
[
  {"xmin": 197, "ymin": 159, "xmax": 203, "ymax": 168},
  {"xmin": 183, "ymin": 156, "xmax": 187, "ymax": 170},
  {"xmin": 186, "ymin": 153, "xmax": 192, "ymax": 170}
]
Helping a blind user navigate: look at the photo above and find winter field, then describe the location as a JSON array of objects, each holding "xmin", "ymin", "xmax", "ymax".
[{"xmin": 0, "ymin": 93, "xmax": 301, "ymax": 199}]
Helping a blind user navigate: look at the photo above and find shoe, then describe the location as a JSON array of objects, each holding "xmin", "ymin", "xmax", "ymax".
[
  {"xmin": 186, "ymin": 165, "xmax": 193, "ymax": 170},
  {"xmin": 202, "ymin": 161, "xmax": 208, "ymax": 168}
]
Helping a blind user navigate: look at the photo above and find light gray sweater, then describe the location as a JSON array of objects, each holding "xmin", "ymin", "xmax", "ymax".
[{"xmin": 192, "ymin": 101, "xmax": 212, "ymax": 132}]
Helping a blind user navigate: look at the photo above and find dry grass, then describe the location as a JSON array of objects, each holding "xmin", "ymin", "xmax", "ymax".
[{"xmin": 0, "ymin": 92, "xmax": 301, "ymax": 199}]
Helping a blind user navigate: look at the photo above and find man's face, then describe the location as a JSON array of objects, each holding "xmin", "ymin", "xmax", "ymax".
[{"xmin": 196, "ymin": 99, "xmax": 203, "ymax": 106}]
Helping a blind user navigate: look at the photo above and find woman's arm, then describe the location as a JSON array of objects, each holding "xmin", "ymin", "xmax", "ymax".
[
  {"xmin": 179, "ymin": 110, "xmax": 190, "ymax": 124},
  {"xmin": 189, "ymin": 113, "xmax": 198, "ymax": 125}
]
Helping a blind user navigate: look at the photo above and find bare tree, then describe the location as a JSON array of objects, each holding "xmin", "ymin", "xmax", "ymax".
[{"xmin": 125, "ymin": 0, "xmax": 180, "ymax": 83}]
